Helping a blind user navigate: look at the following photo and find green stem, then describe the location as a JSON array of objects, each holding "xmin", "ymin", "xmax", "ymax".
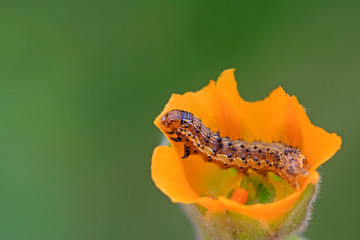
[
  {"xmin": 284, "ymin": 235, "xmax": 307, "ymax": 240},
  {"xmin": 180, "ymin": 204, "xmax": 212, "ymax": 240}
]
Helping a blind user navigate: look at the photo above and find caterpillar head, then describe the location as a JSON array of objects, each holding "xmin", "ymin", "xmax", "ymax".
[{"xmin": 161, "ymin": 110, "xmax": 182, "ymax": 130}]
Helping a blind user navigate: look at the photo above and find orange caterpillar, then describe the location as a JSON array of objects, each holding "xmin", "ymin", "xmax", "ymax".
[{"xmin": 161, "ymin": 109, "xmax": 310, "ymax": 189}]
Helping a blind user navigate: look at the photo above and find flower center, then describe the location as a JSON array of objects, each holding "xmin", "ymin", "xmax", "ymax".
[
  {"xmin": 182, "ymin": 154, "xmax": 295, "ymax": 205},
  {"xmin": 230, "ymin": 170, "xmax": 295, "ymax": 204}
]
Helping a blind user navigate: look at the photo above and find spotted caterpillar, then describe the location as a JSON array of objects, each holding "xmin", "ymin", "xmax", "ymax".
[{"xmin": 161, "ymin": 109, "xmax": 310, "ymax": 189}]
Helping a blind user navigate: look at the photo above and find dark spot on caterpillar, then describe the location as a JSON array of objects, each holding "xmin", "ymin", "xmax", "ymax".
[
  {"xmin": 161, "ymin": 109, "xmax": 309, "ymax": 189},
  {"xmin": 182, "ymin": 148, "xmax": 190, "ymax": 159},
  {"xmin": 170, "ymin": 137, "xmax": 182, "ymax": 142}
]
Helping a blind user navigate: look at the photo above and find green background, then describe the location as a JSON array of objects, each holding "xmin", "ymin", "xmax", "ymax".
[{"xmin": 0, "ymin": 1, "xmax": 358, "ymax": 239}]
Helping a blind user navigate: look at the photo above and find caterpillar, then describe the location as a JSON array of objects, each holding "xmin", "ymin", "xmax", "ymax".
[{"xmin": 161, "ymin": 109, "xmax": 310, "ymax": 189}]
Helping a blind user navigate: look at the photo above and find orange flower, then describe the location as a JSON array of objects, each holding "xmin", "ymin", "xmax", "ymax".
[{"xmin": 151, "ymin": 69, "xmax": 341, "ymax": 237}]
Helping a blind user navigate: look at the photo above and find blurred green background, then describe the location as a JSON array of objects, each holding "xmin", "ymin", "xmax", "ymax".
[{"xmin": 0, "ymin": 1, "xmax": 358, "ymax": 239}]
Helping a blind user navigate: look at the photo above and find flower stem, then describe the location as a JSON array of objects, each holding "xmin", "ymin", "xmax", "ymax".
[
  {"xmin": 284, "ymin": 235, "xmax": 307, "ymax": 240},
  {"xmin": 181, "ymin": 203, "xmax": 309, "ymax": 240},
  {"xmin": 181, "ymin": 204, "xmax": 212, "ymax": 240}
]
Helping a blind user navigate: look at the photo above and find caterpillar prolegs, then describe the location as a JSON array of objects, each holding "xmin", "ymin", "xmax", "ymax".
[{"xmin": 161, "ymin": 109, "xmax": 310, "ymax": 189}]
